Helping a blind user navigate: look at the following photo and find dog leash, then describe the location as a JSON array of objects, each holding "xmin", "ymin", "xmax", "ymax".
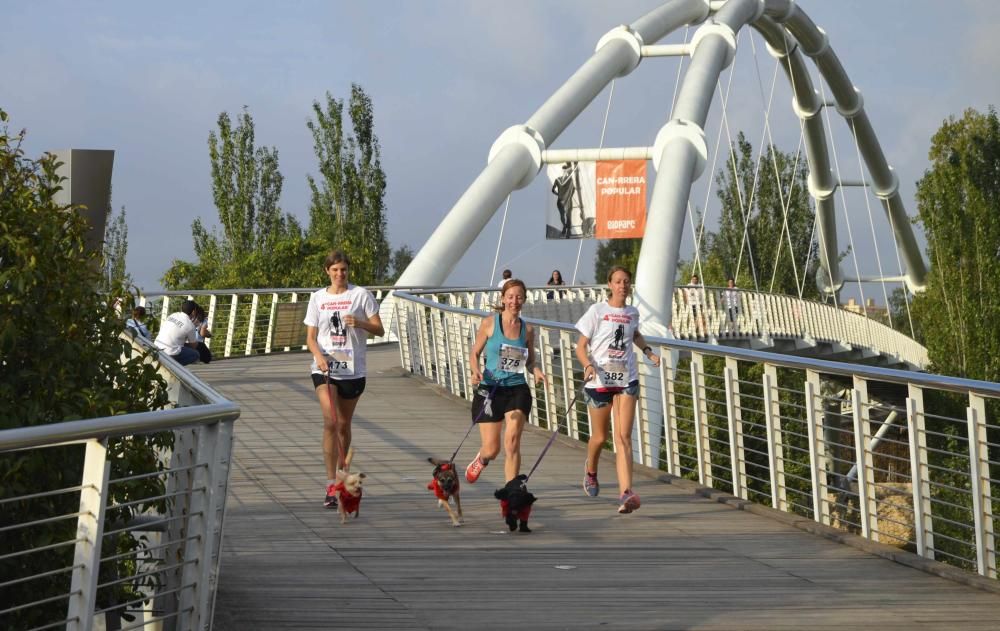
[
  {"xmin": 524, "ymin": 385, "xmax": 585, "ymax": 481},
  {"xmin": 448, "ymin": 369, "xmax": 500, "ymax": 463},
  {"xmin": 324, "ymin": 367, "xmax": 343, "ymax": 468}
]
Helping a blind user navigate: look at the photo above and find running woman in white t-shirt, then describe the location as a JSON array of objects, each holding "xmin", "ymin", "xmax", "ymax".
[
  {"xmin": 304, "ymin": 251, "xmax": 385, "ymax": 509},
  {"xmin": 575, "ymin": 266, "xmax": 660, "ymax": 514}
]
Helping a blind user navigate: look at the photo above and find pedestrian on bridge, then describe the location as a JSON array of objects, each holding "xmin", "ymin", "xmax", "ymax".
[
  {"xmin": 305, "ymin": 250, "xmax": 385, "ymax": 509},
  {"xmin": 575, "ymin": 266, "xmax": 660, "ymax": 514},
  {"xmin": 466, "ymin": 278, "xmax": 546, "ymax": 485}
]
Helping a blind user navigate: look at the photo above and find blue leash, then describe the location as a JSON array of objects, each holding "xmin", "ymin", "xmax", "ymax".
[{"xmin": 525, "ymin": 385, "xmax": 585, "ymax": 481}]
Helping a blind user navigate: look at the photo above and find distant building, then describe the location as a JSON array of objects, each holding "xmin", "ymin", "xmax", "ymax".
[{"xmin": 843, "ymin": 297, "xmax": 889, "ymax": 322}]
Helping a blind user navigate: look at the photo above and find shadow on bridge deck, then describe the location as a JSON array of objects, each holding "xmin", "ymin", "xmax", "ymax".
[{"xmin": 196, "ymin": 347, "xmax": 999, "ymax": 630}]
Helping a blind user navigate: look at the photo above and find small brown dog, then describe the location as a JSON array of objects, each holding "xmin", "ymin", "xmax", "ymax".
[
  {"xmin": 333, "ymin": 447, "xmax": 365, "ymax": 524},
  {"xmin": 494, "ymin": 474, "xmax": 536, "ymax": 532},
  {"xmin": 427, "ymin": 457, "xmax": 463, "ymax": 527}
]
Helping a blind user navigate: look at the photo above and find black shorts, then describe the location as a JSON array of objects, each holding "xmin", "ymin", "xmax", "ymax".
[
  {"xmin": 311, "ymin": 374, "xmax": 367, "ymax": 400},
  {"xmin": 471, "ymin": 383, "xmax": 532, "ymax": 423}
]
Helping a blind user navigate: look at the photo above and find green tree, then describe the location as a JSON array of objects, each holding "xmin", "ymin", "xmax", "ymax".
[
  {"xmin": 101, "ymin": 203, "xmax": 131, "ymax": 291},
  {"xmin": 307, "ymin": 85, "xmax": 391, "ymax": 285},
  {"xmin": 594, "ymin": 238, "xmax": 641, "ymax": 284},
  {"xmin": 710, "ymin": 132, "xmax": 818, "ymax": 298},
  {"xmin": 163, "ymin": 106, "xmax": 303, "ymax": 289},
  {"xmin": 0, "ymin": 108, "xmax": 170, "ymax": 627},
  {"xmin": 911, "ymin": 106, "xmax": 1000, "ymax": 382},
  {"xmin": 388, "ymin": 244, "xmax": 415, "ymax": 284}
]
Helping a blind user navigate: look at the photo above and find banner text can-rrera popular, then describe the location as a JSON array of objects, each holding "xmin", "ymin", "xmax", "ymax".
[{"xmin": 595, "ymin": 160, "xmax": 646, "ymax": 239}]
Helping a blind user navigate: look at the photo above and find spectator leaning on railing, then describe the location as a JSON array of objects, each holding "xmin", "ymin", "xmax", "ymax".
[{"xmin": 153, "ymin": 300, "xmax": 201, "ymax": 366}]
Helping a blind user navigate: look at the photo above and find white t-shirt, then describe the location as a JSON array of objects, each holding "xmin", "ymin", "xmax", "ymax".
[
  {"xmin": 304, "ymin": 285, "xmax": 379, "ymax": 379},
  {"xmin": 154, "ymin": 311, "xmax": 197, "ymax": 356},
  {"xmin": 575, "ymin": 302, "xmax": 640, "ymax": 389}
]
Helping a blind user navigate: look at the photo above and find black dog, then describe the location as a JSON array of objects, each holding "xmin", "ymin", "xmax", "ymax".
[{"xmin": 494, "ymin": 474, "xmax": 536, "ymax": 533}]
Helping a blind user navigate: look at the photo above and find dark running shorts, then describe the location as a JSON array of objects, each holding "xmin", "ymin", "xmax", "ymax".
[
  {"xmin": 471, "ymin": 383, "xmax": 532, "ymax": 422},
  {"xmin": 311, "ymin": 374, "xmax": 367, "ymax": 400},
  {"xmin": 584, "ymin": 380, "xmax": 640, "ymax": 409}
]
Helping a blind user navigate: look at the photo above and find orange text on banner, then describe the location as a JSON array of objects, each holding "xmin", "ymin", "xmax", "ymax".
[{"xmin": 595, "ymin": 160, "xmax": 646, "ymax": 239}]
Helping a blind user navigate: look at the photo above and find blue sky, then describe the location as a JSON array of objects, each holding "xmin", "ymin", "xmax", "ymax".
[{"xmin": 5, "ymin": 1, "xmax": 999, "ymax": 295}]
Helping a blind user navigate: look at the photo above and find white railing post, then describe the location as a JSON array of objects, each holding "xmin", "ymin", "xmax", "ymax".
[
  {"xmin": 442, "ymin": 312, "xmax": 460, "ymax": 394},
  {"xmin": 805, "ymin": 370, "xmax": 831, "ymax": 525},
  {"xmin": 664, "ymin": 355, "xmax": 681, "ymax": 475},
  {"xmin": 851, "ymin": 386, "xmax": 876, "ymax": 540},
  {"xmin": 723, "ymin": 358, "xmax": 747, "ymax": 499},
  {"xmin": 690, "ymin": 352, "xmax": 711, "ymax": 487},
  {"xmin": 206, "ymin": 294, "xmax": 218, "ymax": 350},
  {"xmin": 178, "ymin": 423, "xmax": 223, "ymax": 630},
  {"xmin": 560, "ymin": 329, "xmax": 581, "ymax": 441},
  {"xmin": 762, "ymin": 365, "xmax": 787, "ymax": 511},
  {"xmin": 967, "ymin": 394, "xmax": 997, "ymax": 578},
  {"xmin": 906, "ymin": 387, "xmax": 934, "ymax": 559},
  {"xmin": 535, "ymin": 322, "xmax": 555, "ymax": 431},
  {"xmin": 415, "ymin": 306, "xmax": 431, "ymax": 377},
  {"xmin": 224, "ymin": 294, "xmax": 238, "ymax": 359},
  {"xmin": 66, "ymin": 439, "xmax": 110, "ymax": 631},
  {"xmin": 244, "ymin": 293, "xmax": 260, "ymax": 356},
  {"xmin": 264, "ymin": 292, "xmax": 278, "ymax": 354}
]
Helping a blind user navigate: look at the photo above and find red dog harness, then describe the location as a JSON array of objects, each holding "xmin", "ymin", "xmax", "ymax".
[
  {"xmin": 427, "ymin": 462, "xmax": 457, "ymax": 500},
  {"xmin": 334, "ymin": 481, "xmax": 362, "ymax": 514}
]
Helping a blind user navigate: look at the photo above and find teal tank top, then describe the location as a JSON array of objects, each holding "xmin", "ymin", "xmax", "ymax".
[{"xmin": 483, "ymin": 313, "xmax": 528, "ymax": 386}]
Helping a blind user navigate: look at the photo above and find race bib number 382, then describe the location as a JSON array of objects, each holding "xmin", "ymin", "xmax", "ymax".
[{"xmin": 599, "ymin": 360, "xmax": 627, "ymax": 388}]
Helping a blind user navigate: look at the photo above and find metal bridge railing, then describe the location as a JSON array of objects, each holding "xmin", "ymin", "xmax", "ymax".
[
  {"xmin": 419, "ymin": 285, "xmax": 928, "ymax": 369},
  {"xmin": 0, "ymin": 335, "xmax": 240, "ymax": 630},
  {"xmin": 394, "ymin": 290, "xmax": 999, "ymax": 580},
  {"xmin": 137, "ymin": 286, "xmax": 414, "ymax": 360}
]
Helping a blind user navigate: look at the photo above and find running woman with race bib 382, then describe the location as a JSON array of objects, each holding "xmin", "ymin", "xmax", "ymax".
[
  {"xmin": 465, "ymin": 279, "xmax": 546, "ymax": 485},
  {"xmin": 575, "ymin": 266, "xmax": 660, "ymax": 514},
  {"xmin": 305, "ymin": 250, "xmax": 385, "ymax": 509}
]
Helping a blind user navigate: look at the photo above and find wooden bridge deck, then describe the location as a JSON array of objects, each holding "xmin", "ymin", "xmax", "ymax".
[{"xmin": 197, "ymin": 347, "xmax": 1000, "ymax": 630}]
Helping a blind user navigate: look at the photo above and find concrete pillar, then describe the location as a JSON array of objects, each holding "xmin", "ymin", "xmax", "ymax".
[{"xmin": 51, "ymin": 149, "xmax": 115, "ymax": 257}]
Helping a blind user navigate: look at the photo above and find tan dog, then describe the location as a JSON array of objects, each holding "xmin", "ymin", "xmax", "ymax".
[
  {"xmin": 333, "ymin": 447, "xmax": 365, "ymax": 524},
  {"xmin": 427, "ymin": 457, "xmax": 463, "ymax": 527}
]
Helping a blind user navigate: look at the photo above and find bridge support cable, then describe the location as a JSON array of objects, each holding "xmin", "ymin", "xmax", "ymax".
[
  {"xmin": 488, "ymin": 194, "xmax": 512, "ymax": 286},
  {"xmin": 752, "ymin": 15, "xmax": 841, "ymax": 295},
  {"xmin": 571, "ymin": 79, "xmax": 618, "ymax": 285},
  {"xmin": 765, "ymin": 4, "xmax": 927, "ymax": 292},
  {"xmin": 747, "ymin": 31, "xmax": 806, "ymax": 298}
]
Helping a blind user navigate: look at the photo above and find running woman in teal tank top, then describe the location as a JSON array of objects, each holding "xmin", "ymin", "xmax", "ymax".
[{"xmin": 466, "ymin": 279, "xmax": 546, "ymax": 485}]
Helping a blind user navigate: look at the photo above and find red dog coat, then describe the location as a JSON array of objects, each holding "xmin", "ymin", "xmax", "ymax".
[{"xmin": 334, "ymin": 481, "xmax": 362, "ymax": 514}]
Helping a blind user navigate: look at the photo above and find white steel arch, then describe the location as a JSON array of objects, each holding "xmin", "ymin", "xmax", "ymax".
[{"xmin": 396, "ymin": 0, "xmax": 928, "ymax": 340}]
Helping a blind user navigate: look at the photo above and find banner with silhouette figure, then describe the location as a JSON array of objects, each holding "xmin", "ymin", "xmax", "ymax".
[{"xmin": 546, "ymin": 160, "xmax": 646, "ymax": 240}]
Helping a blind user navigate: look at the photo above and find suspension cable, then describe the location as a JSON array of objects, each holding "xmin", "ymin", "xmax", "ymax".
[
  {"xmin": 489, "ymin": 194, "xmax": 512, "ymax": 285},
  {"xmin": 715, "ymin": 31, "xmax": 761, "ymax": 291},
  {"xmin": 747, "ymin": 34, "xmax": 805, "ymax": 297},
  {"xmin": 820, "ymin": 81, "xmax": 876, "ymax": 347},
  {"xmin": 571, "ymin": 78, "xmax": 617, "ymax": 284},
  {"xmin": 691, "ymin": 36, "xmax": 741, "ymax": 288},
  {"xmin": 848, "ymin": 117, "xmax": 898, "ymax": 330}
]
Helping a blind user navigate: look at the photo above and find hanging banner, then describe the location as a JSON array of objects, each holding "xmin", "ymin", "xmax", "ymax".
[
  {"xmin": 594, "ymin": 159, "xmax": 646, "ymax": 239},
  {"xmin": 546, "ymin": 161, "xmax": 596, "ymax": 239},
  {"xmin": 545, "ymin": 160, "xmax": 646, "ymax": 240}
]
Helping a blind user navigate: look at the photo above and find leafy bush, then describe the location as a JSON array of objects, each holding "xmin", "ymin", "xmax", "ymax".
[{"xmin": 0, "ymin": 108, "xmax": 171, "ymax": 627}]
